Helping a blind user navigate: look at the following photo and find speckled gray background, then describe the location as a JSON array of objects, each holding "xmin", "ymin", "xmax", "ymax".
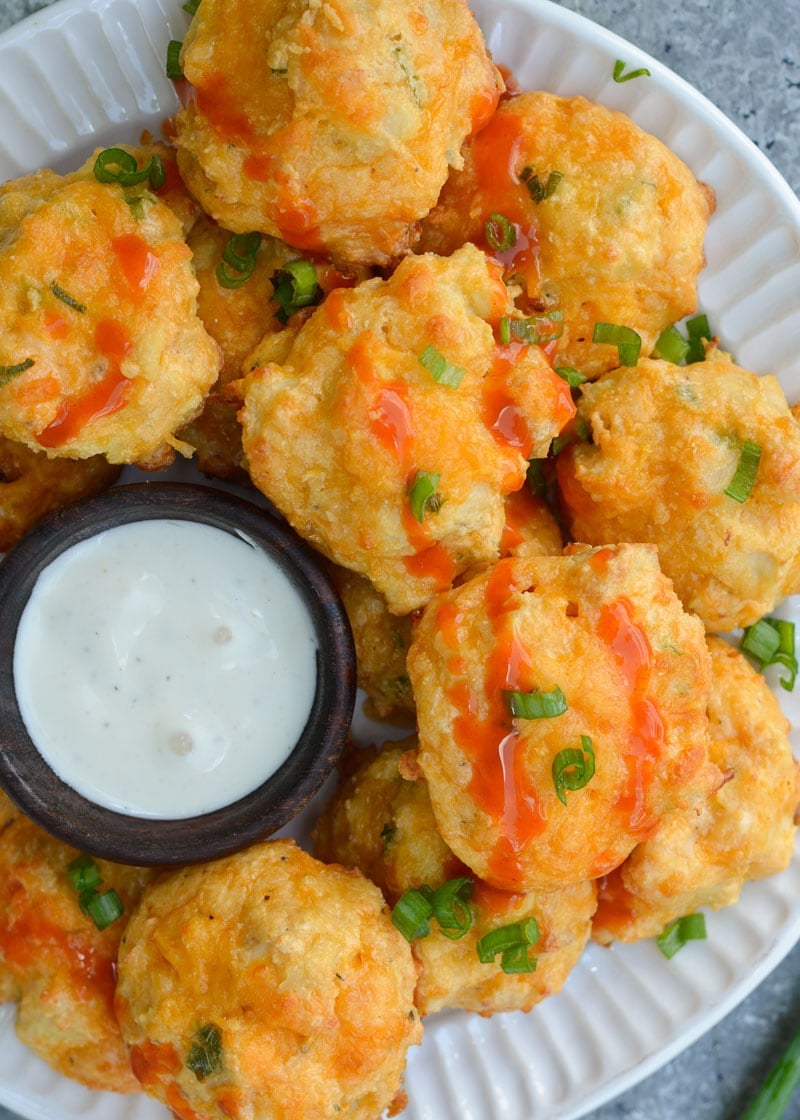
[{"xmin": 0, "ymin": 1, "xmax": 798, "ymax": 1119}]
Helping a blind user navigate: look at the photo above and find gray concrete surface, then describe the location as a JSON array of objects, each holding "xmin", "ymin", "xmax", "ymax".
[{"xmin": 0, "ymin": 0, "xmax": 798, "ymax": 1118}]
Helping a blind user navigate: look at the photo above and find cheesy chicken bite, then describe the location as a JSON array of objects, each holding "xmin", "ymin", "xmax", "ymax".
[
  {"xmin": 314, "ymin": 741, "xmax": 597, "ymax": 1016},
  {"xmin": 241, "ymin": 244, "xmax": 576, "ymax": 615},
  {"xmin": 557, "ymin": 355, "xmax": 800, "ymax": 632},
  {"xmin": 593, "ymin": 637, "xmax": 800, "ymax": 945},
  {"xmin": 0, "ymin": 148, "xmax": 220, "ymax": 467},
  {"xmin": 0, "ymin": 792, "xmax": 153, "ymax": 1093},
  {"xmin": 0, "ymin": 435, "xmax": 119, "ymax": 551},
  {"xmin": 115, "ymin": 839, "xmax": 421, "ymax": 1120},
  {"xmin": 174, "ymin": 0, "xmax": 503, "ymax": 267},
  {"xmin": 418, "ymin": 92, "xmax": 713, "ymax": 379},
  {"xmin": 407, "ymin": 545, "xmax": 721, "ymax": 893}
]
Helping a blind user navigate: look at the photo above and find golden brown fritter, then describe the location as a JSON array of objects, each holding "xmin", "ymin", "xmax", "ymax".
[
  {"xmin": 241, "ymin": 243, "xmax": 576, "ymax": 615},
  {"xmin": 0, "ymin": 435, "xmax": 120, "ymax": 552},
  {"xmin": 314, "ymin": 741, "xmax": 597, "ymax": 1016},
  {"xmin": 593, "ymin": 638, "xmax": 800, "ymax": 945},
  {"xmin": 557, "ymin": 355, "xmax": 800, "ymax": 632},
  {"xmin": 0, "ymin": 792, "xmax": 153, "ymax": 1093},
  {"xmin": 407, "ymin": 545, "xmax": 721, "ymax": 893},
  {"xmin": 115, "ymin": 839, "xmax": 422, "ymax": 1120},
  {"xmin": 0, "ymin": 148, "xmax": 220, "ymax": 467},
  {"xmin": 499, "ymin": 485, "xmax": 563, "ymax": 558},
  {"xmin": 419, "ymin": 91, "xmax": 713, "ymax": 379},
  {"xmin": 174, "ymin": 0, "xmax": 503, "ymax": 266}
]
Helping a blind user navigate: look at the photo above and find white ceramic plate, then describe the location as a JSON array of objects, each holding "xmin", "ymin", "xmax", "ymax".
[{"xmin": 2, "ymin": 0, "xmax": 800, "ymax": 1118}]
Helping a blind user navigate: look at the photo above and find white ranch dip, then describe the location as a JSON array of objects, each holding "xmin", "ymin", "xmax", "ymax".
[{"xmin": 13, "ymin": 519, "xmax": 318, "ymax": 818}]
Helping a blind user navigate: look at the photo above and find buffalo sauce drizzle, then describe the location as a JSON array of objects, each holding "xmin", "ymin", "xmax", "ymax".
[
  {"xmin": 347, "ymin": 332, "xmax": 455, "ymax": 588},
  {"xmin": 440, "ymin": 560, "xmax": 546, "ymax": 886},
  {"xmin": 597, "ymin": 595, "xmax": 665, "ymax": 843}
]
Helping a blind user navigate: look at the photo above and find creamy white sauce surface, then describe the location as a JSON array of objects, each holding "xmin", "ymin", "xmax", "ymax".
[{"xmin": 13, "ymin": 519, "xmax": 318, "ymax": 818}]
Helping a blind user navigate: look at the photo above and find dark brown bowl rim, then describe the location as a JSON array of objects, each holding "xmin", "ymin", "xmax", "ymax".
[{"xmin": 0, "ymin": 482, "xmax": 356, "ymax": 865}]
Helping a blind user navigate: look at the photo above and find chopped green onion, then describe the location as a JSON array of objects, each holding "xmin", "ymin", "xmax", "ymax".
[
  {"xmin": 552, "ymin": 735, "xmax": 595, "ymax": 806},
  {"xmin": 80, "ymin": 888, "xmax": 124, "ymax": 932},
  {"xmin": 67, "ymin": 853, "xmax": 103, "ymax": 893},
  {"xmin": 476, "ymin": 917, "xmax": 539, "ymax": 972},
  {"xmin": 741, "ymin": 618, "xmax": 798, "ymax": 692},
  {"xmin": 554, "ymin": 366, "xmax": 585, "ymax": 387},
  {"xmin": 520, "ymin": 168, "xmax": 563, "ymax": 204},
  {"xmin": 182, "ymin": 0, "xmax": 200, "ymax": 13},
  {"xmin": 551, "ymin": 416, "xmax": 591, "ymax": 457},
  {"xmin": 187, "ymin": 1024, "xmax": 223, "ymax": 1081},
  {"xmin": 510, "ymin": 310, "xmax": 563, "ymax": 345},
  {"xmin": 613, "ymin": 59, "xmax": 651, "ymax": 82},
  {"xmin": 654, "ymin": 324, "xmax": 690, "ymax": 364},
  {"xmin": 214, "ymin": 231, "xmax": 261, "ymax": 289},
  {"xmin": 166, "ymin": 39, "xmax": 184, "ymax": 80},
  {"xmin": 724, "ymin": 439, "xmax": 761, "ymax": 503},
  {"xmin": 418, "ymin": 345, "xmax": 466, "ymax": 389},
  {"xmin": 505, "ymin": 685, "xmax": 568, "ymax": 720},
  {"xmin": 93, "ymin": 148, "xmax": 165, "ymax": 190},
  {"xmin": 0, "ymin": 358, "xmax": 34, "ymax": 385},
  {"xmin": 656, "ymin": 912, "xmax": 707, "ymax": 958},
  {"xmin": 391, "ymin": 887, "xmax": 434, "ymax": 941},
  {"xmin": 484, "ymin": 212, "xmax": 517, "ymax": 252},
  {"xmin": 685, "ymin": 313, "xmax": 712, "ymax": 363},
  {"xmin": 741, "ymin": 1024, "xmax": 800, "ymax": 1120},
  {"xmin": 271, "ymin": 258, "xmax": 321, "ymax": 319},
  {"xmin": 499, "ymin": 317, "xmax": 512, "ymax": 345},
  {"xmin": 51, "ymin": 282, "xmax": 86, "ymax": 314},
  {"xmin": 592, "ymin": 322, "xmax": 641, "ymax": 366},
  {"xmin": 408, "ymin": 470, "xmax": 441, "ymax": 523},
  {"xmin": 526, "ymin": 458, "xmax": 546, "ymax": 498},
  {"xmin": 431, "ymin": 877, "xmax": 473, "ymax": 940}
]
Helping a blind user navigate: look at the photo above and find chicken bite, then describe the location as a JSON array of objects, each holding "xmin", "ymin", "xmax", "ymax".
[
  {"xmin": 115, "ymin": 838, "xmax": 421, "ymax": 1120},
  {"xmin": 241, "ymin": 243, "xmax": 576, "ymax": 615},
  {"xmin": 557, "ymin": 355, "xmax": 800, "ymax": 632},
  {"xmin": 314, "ymin": 740, "xmax": 597, "ymax": 1016},
  {"xmin": 0, "ymin": 792, "xmax": 153, "ymax": 1093},
  {"xmin": 419, "ymin": 91, "xmax": 713, "ymax": 379},
  {"xmin": 407, "ymin": 545, "xmax": 721, "ymax": 892},
  {"xmin": 174, "ymin": 0, "xmax": 503, "ymax": 266},
  {"xmin": 0, "ymin": 148, "xmax": 220, "ymax": 467},
  {"xmin": 593, "ymin": 637, "xmax": 800, "ymax": 945}
]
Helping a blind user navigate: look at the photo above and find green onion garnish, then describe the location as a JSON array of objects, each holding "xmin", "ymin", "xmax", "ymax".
[
  {"xmin": 182, "ymin": 0, "xmax": 200, "ymax": 13},
  {"xmin": 80, "ymin": 889, "xmax": 124, "ymax": 931},
  {"xmin": 656, "ymin": 912, "xmax": 707, "ymax": 958},
  {"xmin": 504, "ymin": 686, "xmax": 568, "ymax": 720},
  {"xmin": 613, "ymin": 59, "xmax": 651, "ymax": 82},
  {"xmin": 93, "ymin": 148, "xmax": 165, "ymax": 190},
  {"xmin": 685, "ymin": 313, "xmax": 711, "ymax": 363},
  {"xmin": 187, "ymin": 1023, "xmax": 223, "ymax": 1081},
  {"xmin": 526, "ymin": 458, "xmax": 546, "ymax": 497},
  {"xmin": 741, "ymin": 617, "xmax": 798, "ymax": 692},
  {"xmin": 653, "ymin": 324, "xmax": 690, "ymax": 364},
  {"xmin": 551, "ymin": 416, "xmax": 591, "ymax": 457},
  {"xmin": 431, "ymin": 877, "xmax": 474, "ymax": 940},
  {"xmin": 554, "ymin": 366, "xmax": 586, "ymax": 387},
  {"xmin": 724, "ymin": 439, "xmax": 761, "ymax": 503},
  {"xmin": 510, "ymin": 310, "xmax": 563, "ymax": 345},
  {"xmin": 217, "ymin": 231, "xmax": 262, "ymax": 289},
  {"xmin": 270, "ymin": 258, "xmax": 321, "ymax": 318},
  {"xmin": 0, "ymin": 358, "xmax": 34, "ymax": 385},
  {"xmin": 407, "ymin": 470, "xmax": 442, "ymax": 523},
  {"xmin": 499, "ymin": 317, "xmax": 512, "ymax": 346},
  {"xmin": 166, "ymin": 39, "xmax": 184, "ymax": 80},
  {"xmin": 66, "ymin": 853, "xmax": 103, "ymax": 893},
  {"xmin": 476, "ymin": 917, "xmax": 539, "ymax": 973},
  {"xmin": 741, "ymin": 1024, "xmax": 800, "ymax": 1120},
  {"xmin": 592, "ymin": 322, "xmax": 641, "ymax": 366},
  {"xmin": 552, "ymin": 735, "xmax": 595, "ymax": 806},
  {"xmin": 51, "ymin": 282, "xmax": 86, "ymax": 314},
  {"xmin": 418, "ymin": 345, "xmax": 466, "ymax": 389},
  {"xmin": 520, "ymin": 168, "xmax": 563, "ymax": 204},
  {"xmin": 484, "ymin": 212, "xmax": 517, "ymax": 252},
  {"xmin": 391, "ymin": 887, "xmax": 434, "ymax": 941}
]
